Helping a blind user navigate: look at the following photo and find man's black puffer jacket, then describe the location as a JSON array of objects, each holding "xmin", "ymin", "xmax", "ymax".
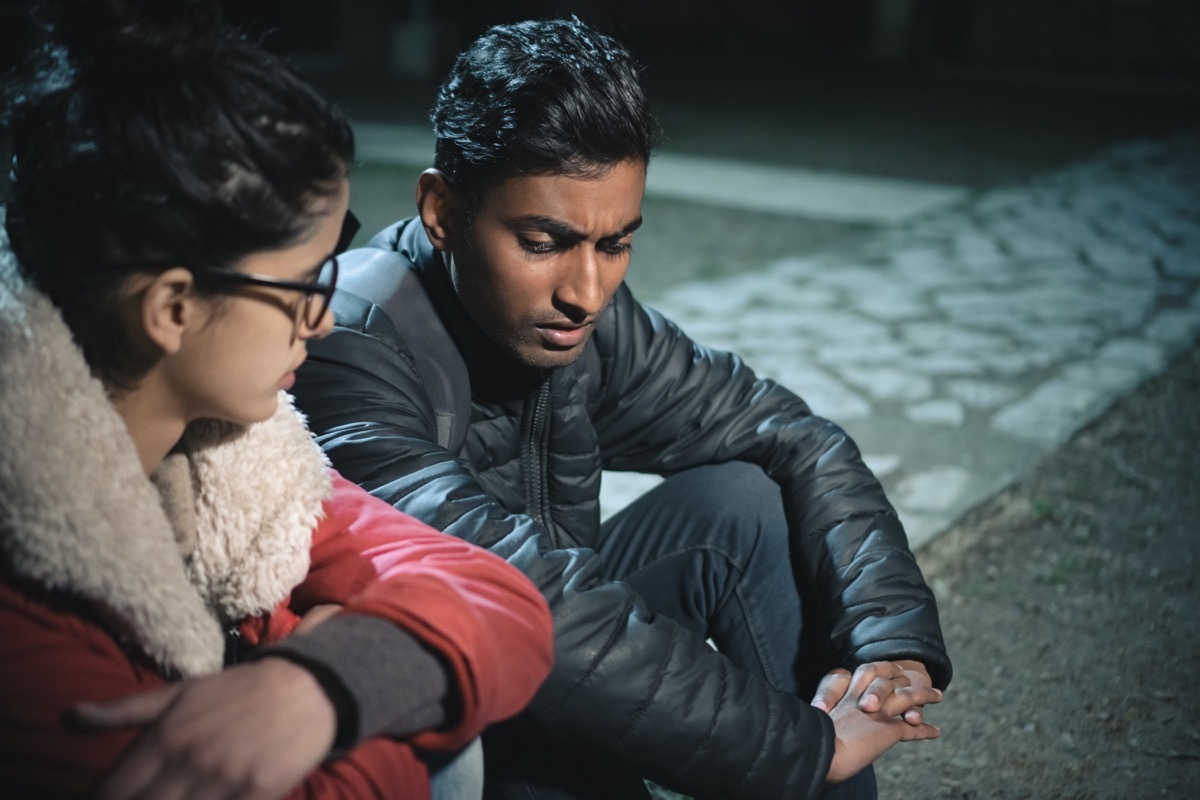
[{"xmin": 291, "ymin": 218, "xmax": 951, "ymax": 799}]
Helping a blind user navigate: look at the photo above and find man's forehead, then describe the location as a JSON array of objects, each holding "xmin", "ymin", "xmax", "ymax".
[{"xmin": 478, "ymin": 161, "xmax": 646, "ymax": 223}]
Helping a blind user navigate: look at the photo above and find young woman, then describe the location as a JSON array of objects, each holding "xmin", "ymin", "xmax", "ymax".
[{"xmin": 0, "ymin": 1, "xmax": 553, "ymax": 798}]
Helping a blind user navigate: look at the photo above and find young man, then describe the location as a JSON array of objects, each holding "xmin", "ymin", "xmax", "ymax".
[{"xmin": 292, "ymin": 17, "xmax": 950, "ymax": 800}]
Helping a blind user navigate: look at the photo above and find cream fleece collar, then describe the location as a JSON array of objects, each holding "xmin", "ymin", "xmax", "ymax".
[{"xmin": 0, "ymin": 244, "xmax": 332, "ymax": 678}]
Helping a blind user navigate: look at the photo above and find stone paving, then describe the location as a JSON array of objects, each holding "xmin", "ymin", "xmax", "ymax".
[{"xmin": 600, "ymin": 134, "xmax": 1200, "ymax": 549}]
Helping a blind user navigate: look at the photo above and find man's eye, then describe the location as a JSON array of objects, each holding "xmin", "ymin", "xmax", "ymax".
[
  {"xmin": 518, "ymin": 238, "xmax": 559, "ymax": 254},
  {"xmin": 600, "ymin": 240, "xmax": 633, "ymax": 257}
]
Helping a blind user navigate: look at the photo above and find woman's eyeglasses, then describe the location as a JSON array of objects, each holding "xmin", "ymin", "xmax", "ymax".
[{"xmin": 198, "ymin": 255, "xmax": 339, "ymax": 331}]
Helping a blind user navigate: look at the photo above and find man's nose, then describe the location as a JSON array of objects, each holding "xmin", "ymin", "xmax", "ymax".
[{"xmin": 556, "ymin": 250, "xmax": 605, "ymax": 318}]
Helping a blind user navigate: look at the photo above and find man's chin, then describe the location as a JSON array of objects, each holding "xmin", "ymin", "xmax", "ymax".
[{"xmin": 514, "ymin": 343, "xmax": 587, "ymax": 371}]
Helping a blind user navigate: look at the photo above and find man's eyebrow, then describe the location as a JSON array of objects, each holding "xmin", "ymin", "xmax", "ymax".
[
  {"xmin": 506, "ymin": 215, "xmax": 581, "ymax": 239},
  {"xmin": 508, "ymin": 214, "xmax": 644, "ymax": 240},
  {"xmin": 607, "ymin": 216, "xmax": 643, "ymax": 239}
]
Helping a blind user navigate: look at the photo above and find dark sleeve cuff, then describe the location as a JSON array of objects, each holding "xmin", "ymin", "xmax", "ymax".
[{"xmin": 257, "ymin": 613, "xmax": 452, "ymax": 750}]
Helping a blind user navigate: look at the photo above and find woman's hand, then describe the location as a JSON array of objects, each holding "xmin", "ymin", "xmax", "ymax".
[
  {"xmin": 293, "ymin": 603, "xmax": 343, "ymax": 635},
  {"xmin": 76, "ymin": 657, "xmax": 337, "ymax": 800}
]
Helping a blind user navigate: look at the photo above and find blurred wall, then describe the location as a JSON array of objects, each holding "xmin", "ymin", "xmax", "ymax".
[
  {"xmin": 240, "ymin": 0, "xmax": 1200, "ymax": 92},
  {"xmin": 3, "ymin": 1, "xmax": 1198, "ymax": 87}
]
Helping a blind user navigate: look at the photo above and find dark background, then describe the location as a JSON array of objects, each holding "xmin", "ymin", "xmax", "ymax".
[
  {"xmin": 3, "ymin": 1, "xmax": 1199, "ymax": 95},
  {"xmin": 4, "ymin": 0, "xmax": 1198, "ymax": 194},
  {"xmin": 4, "ymin": 0, "xmax": 1198, "ymax": 293}
]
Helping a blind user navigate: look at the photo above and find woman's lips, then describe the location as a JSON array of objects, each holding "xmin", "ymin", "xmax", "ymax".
[
  {"xmin": 536, "ymin": 323, "xmax": 590, "ymax": 349},
  {"xmin": 282, "ymin": 355, "xmax": 306, "ymax": 390}
]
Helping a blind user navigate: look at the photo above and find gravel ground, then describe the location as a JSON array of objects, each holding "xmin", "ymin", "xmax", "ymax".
[
  {"xmin": 877, "ymin": 342, "xmax": 1200, "ymax": 798},
  {"xmin": 652, "ymin": 344, "xmax": 1200, "ymax": 800}
]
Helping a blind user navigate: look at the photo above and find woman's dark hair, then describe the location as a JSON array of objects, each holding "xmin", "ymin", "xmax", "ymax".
[
  {"xmin": 432, "ymin": 17, "xmax": 660, "ymax": 216},
  {"xmin": 3, "ymin": 0, "xmax": 355, "ymax": 390}
]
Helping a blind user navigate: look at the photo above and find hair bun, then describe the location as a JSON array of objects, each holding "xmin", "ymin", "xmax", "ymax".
[{"xmin": 54, "ymin": 0, "xmax": 226, "ymax": 76}]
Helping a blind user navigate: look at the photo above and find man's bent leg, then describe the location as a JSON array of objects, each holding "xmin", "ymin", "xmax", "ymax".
[
  {"xmin": 481, "ymin": 463, "xmax": 800, "ymax": 800},
  {"xmin": 600, "ymin": 462, "xmax": 877, "ymax": 800},
  {"xmin": 484, "ymin": 463, "xmax": 874, "ymax": 800},
  {"xmin": 598, "ymin": 462, "xmax": 803, "ymax": 693},
  {"xmin": 482, "ymin": 717, "xmax": 651, "ymax": 800}
]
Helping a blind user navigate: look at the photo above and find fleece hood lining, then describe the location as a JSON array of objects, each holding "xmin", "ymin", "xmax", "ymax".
[{"xmin": 0, "ymin": 246, "xmax": 332, "ymax": 677}]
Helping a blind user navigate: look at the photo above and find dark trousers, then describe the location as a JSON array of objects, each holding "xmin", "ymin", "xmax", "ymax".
[{"xmin": 484, "ymin": 463, "xmax": 876, "ymax": 800}]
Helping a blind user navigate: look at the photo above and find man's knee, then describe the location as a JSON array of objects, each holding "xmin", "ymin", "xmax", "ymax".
[
  {"xmin": 599, "ymin": 461, "xmax": 790, "ymax": 591},
  {"xmin": 665, "ymin": 462, "xmax": 786, "ymax": 534}
]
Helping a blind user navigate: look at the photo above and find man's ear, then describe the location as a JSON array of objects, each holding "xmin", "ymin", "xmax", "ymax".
[
  {"xmin": 137, "ymin": 267, "xmax": 197, "ymax": 356},
  {"xmin": 416, "ymin": 169, "xmax": 458, "ymax": 251}
]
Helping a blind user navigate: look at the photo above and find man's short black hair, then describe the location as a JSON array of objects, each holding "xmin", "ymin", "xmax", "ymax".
[{"xmin": 431, "ymin": 17, "xmax": 660, "ymax": 210}]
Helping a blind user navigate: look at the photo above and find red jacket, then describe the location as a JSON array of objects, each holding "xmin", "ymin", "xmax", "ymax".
[
  {"xmin": 0, "ymin": 245, "xmax": 550, "ymax": 798},
  {"xmin": 0, "ymin": 474, "xmax": 553, "ymax": 799}
]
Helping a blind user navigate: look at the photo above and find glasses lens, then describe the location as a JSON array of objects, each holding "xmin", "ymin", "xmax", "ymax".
[{"xmin": 305, "ymin": 256, "xmax": 338, "ymax": 329}]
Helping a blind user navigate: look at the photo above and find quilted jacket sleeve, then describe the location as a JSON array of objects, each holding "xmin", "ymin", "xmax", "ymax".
[
  {"xmin": 591, "ymin": 285, "xmax": 952, "ymax": 688},
  {"xmin": 283, "ymin": 474, "xmax": 555, "ymax": 752},
  {"xmin": 292, "ymin": 296, "xmax": 840, "ymax": 800}
]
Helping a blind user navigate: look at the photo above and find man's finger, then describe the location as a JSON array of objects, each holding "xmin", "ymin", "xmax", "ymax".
[
  {"xmin": 881, "ymin": 686, "xmax": 943, "ymax": 719},
  {"xmin": 848, "ymin": 662, "xmax": 894, "ymax": 698},
  {"xmin": 857, "ymin": 673, "xmax": 913, "ymax": 712},
  {"xmin": 810, "ymin": 669, "xmax": 851, "ymax": 712},
  {"xmin": 898, "ymin": 720, "xmax": 941, "ymax": 742}
]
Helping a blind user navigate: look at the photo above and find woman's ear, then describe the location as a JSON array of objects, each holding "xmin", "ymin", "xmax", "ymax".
[
  {"xmin": 137, "ymin": 267, "xmax": 197, "ymax": 356},
  {"xmin": 416, "ymin": 169, "xmax": 458, "ymax": 251}
]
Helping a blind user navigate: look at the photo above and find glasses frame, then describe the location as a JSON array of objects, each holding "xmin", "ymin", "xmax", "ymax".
[{"xmin": 197, "ymin": 255, "xmax": 339, "ymax": 331}]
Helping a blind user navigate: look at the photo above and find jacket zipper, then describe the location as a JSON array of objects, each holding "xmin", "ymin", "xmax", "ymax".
[{"xmin": 523, "ymin": 379, "xmax": 553, "ymax": 538}]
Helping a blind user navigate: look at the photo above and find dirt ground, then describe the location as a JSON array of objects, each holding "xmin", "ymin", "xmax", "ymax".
[{"xmin": 875, "ymin": 343, "xmax": 1200, "ymax": 798}]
